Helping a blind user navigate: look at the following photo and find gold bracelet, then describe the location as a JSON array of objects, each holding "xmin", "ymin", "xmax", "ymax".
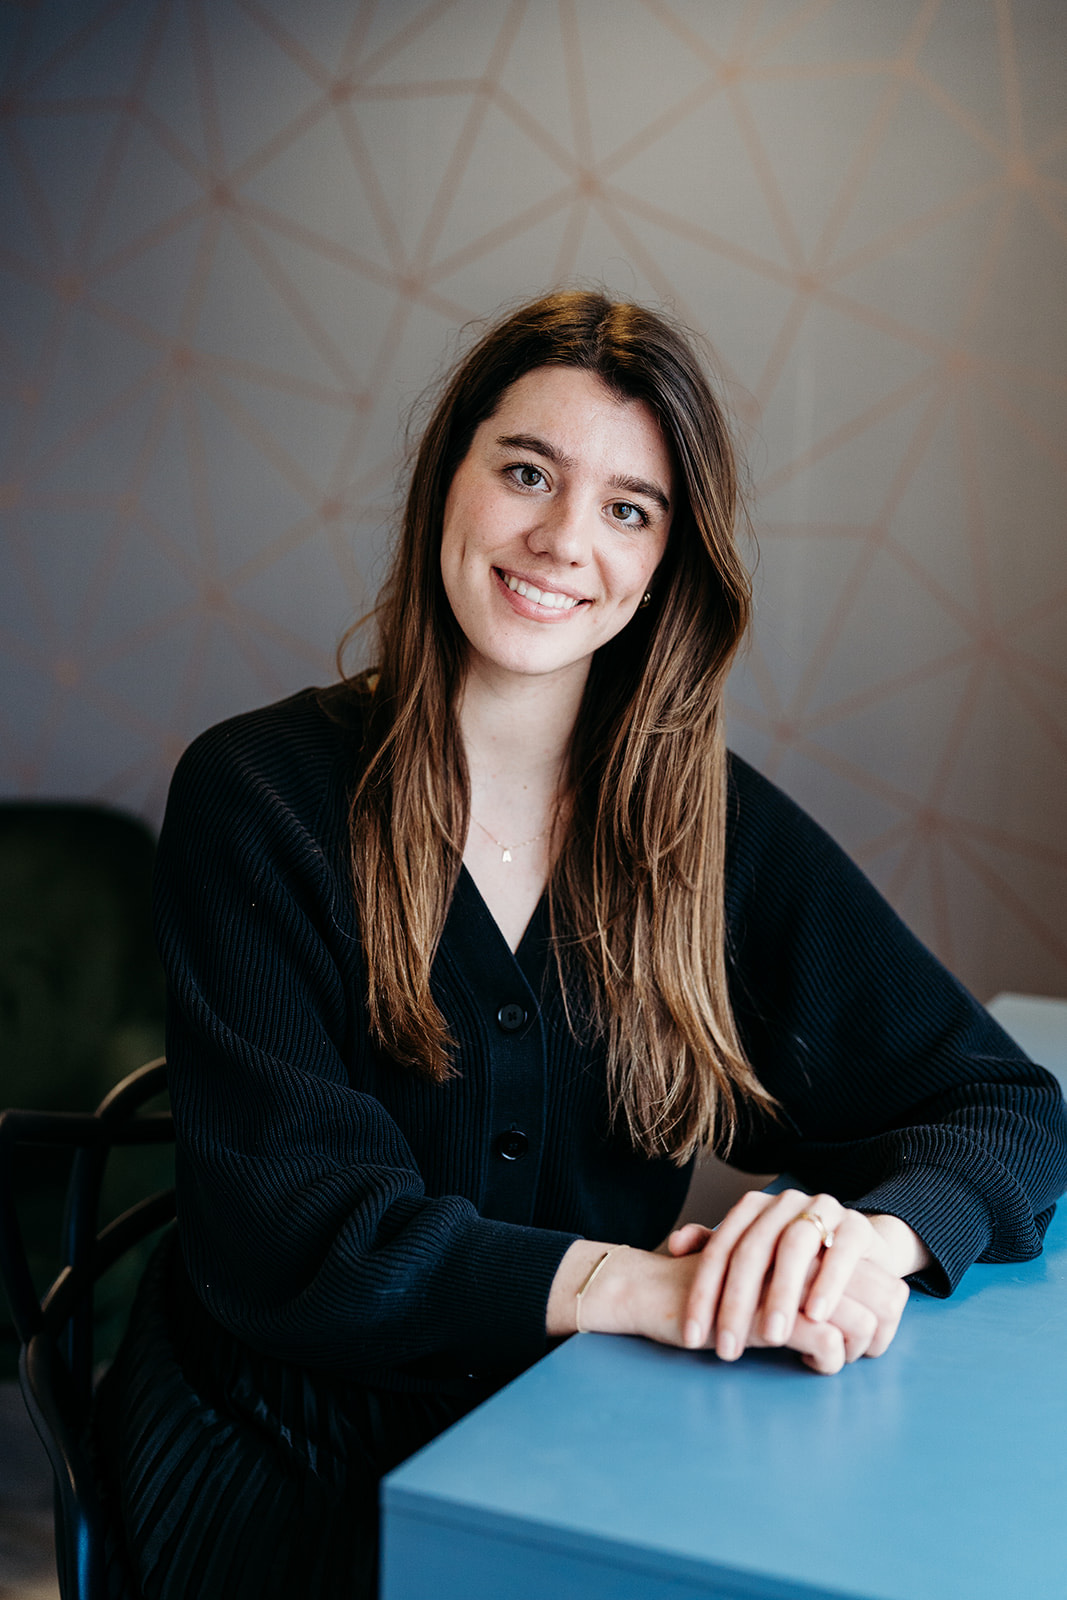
[{"xmin": 574, "ymin": 1247, "xmax": 618, "ymax": 1333}]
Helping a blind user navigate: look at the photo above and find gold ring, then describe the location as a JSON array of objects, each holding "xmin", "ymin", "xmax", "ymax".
[{"xmin": 795, "ymin": 1209, "xmax": 836, "ymax": 1250}]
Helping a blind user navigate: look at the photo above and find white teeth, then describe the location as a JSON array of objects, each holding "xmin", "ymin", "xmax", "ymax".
[{"xmin": 503, "ymin": 573, "xmax": 580, "ymax": 610}]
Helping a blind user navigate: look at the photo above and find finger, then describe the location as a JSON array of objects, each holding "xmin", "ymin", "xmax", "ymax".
[
  {"xmin": 667, "ymin": 1223, "xmax": 714, "ymax": 1257},
  {"xmin": 751, "ymin": 1311, "xmax": 847, "ymax": 1376},
  {"xmin": 839, "ymin": 1260, "xmax": 910, "ymax": 1357},
  {"xmin": 680, "ymin": 1190, "xmax": 777, "ymax": 1349},
  {"xmin": 825, "ymin": 1293, "xmax": 879, "ymax": 1363},
  {"xmin": 759, "ymin": 1198, "xmax": 860, "ymax": 1345},
  {"xmin": 714, "ymin": 1190, "xmax": 833, "ymax": 1359},
  {"xmin": 799, "ymin": 1206, "xmax": 879, "ymax": 1325}
]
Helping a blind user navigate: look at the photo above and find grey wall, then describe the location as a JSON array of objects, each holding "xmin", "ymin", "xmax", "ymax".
[{"xmin": 2, "ymin": 0, "xmax": 1065, "ymax": 1002}]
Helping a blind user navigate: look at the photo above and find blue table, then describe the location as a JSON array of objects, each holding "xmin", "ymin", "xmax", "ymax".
[
  {"xmin": 382, "ymin": 1205, "xmax": 1067, "ymax": 1600},
  {"xmin": 988, "ymin": 993, "xmax": 1067, "ymax": 1092}
]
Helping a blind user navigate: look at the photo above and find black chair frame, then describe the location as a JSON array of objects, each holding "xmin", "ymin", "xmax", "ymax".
[{"xmin": 0, "ymin": 1058, "xmax": 175, "ymax": 1600}]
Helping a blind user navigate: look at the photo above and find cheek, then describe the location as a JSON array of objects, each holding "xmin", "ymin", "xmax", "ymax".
[
  {"xmin": 438, "ymin": 488, "xmax": 471, "ymax": 587},
  {"xmin": 439, "ymin": 486, "xmax": 499, "ymax": 625},
  {"xmin": 440, "ymin": 481, "xmax": 498, "ymax": 567},
  {"xmin": 438, "ymin": 516, "xmax": 463, "ymax": 623},
  {"xmin": 439, "ymin": 532, "xmax": 465, "ymax": 621},
  {"xmin": 639, "ymin": 525, "xmax": 671, "ymax": 590},
  {"xmin": 627, "ymin": 534, "xmax": 669, "ymax": 594}
]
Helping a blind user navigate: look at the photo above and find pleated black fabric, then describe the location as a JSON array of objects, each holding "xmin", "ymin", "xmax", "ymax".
[{"xmin": 95, "ymin": 1234, "xmax": 490, "ymax": 1599}]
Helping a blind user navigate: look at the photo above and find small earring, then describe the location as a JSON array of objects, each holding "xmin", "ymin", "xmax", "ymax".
[{"xmin": 639, "ymin": 591, "xmax": 652, "ymax": 609}]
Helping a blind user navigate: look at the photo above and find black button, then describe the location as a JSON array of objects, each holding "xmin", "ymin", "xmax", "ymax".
[
  {"xmin": 497, "ymin": 1002, "xmax": 527, "ymax": 1032},
  {"xmin": 494, "ymin": 1127, "xmax": 529, "ymax": 1161}
]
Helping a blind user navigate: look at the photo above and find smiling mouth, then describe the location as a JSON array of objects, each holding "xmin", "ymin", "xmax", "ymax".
[{"xmin": 497, "ymin": 569, "xmax": 588, "ymax": 611}]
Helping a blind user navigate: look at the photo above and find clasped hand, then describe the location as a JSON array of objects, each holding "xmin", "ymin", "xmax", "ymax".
[{"xmin": 664, "ymin": 1189, "xmax": 913, "ymax": 1375}]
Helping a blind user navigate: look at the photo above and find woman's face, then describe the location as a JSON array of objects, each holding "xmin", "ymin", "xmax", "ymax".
[{"xmin": 439, "ymin": 365, "xmax": 674, "ymax": 693}]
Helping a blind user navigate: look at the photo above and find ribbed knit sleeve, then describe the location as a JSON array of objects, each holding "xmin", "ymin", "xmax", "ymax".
[
  {"xmin": 156, "ymin": 693, "xmax": 578, "ymax": 1387},
  {"xmin": 723, "ymin": 755, "xmax": 1067, "ymax": 1295}
]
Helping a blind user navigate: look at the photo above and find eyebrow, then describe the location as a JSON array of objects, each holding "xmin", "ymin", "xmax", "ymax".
[{"xmin": 495, "ymin": 431, "xmax": 672, "ymax": 516}]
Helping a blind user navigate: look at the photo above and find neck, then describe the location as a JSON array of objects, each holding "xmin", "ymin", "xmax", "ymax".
[{"xmin": 457, "ymin": 659, "xmax": 587, "ymax": 802}]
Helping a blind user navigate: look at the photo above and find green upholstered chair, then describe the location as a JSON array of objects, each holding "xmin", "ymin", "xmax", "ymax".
[{"xmin": 0, "ymin": 802, "xmax": 167, "ymax": 1379}]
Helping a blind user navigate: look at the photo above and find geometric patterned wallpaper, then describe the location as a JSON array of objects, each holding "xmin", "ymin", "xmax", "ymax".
[{"xmin": 2, "ymin": 0, "xmax": 1065, "ymax": 1004}]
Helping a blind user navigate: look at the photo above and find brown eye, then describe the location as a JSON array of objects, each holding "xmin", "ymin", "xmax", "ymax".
[
  {"xmin": 515, "ymin": 465, "xmax": 546, "ymax": 488},
  {"xmin": 611, "ymin": 501, "xmax": 644, "ymax": 526}
]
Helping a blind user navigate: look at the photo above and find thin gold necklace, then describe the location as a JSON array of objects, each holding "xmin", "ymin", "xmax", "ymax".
[{"xmin": 472, "ymin": 816, "xmax": 551, "ymax": 864}]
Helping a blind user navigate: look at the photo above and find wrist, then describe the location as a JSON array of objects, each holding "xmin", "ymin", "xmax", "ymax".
[
  {"xmin": 547, "ymin": 1240, "xmax": 618, "ymax": 1336},
  {"xmin": 866, "ymin": 1212, "xmax": 933, "ymax": 1278},
  {"xmin": 571, "ymin": 1244, "xmax": 688, "ymax": 1342},
  {"xmin": 546, "ymin": 1240, "xmax": 697, "ymax": 1344}
]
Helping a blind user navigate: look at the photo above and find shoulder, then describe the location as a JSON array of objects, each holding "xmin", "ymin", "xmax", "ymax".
[
  {"xmin": 725, "ymin": 749, "xmax": 793, "ymax": 821},
  {"xmin": 165, "ymin": 686, "xmax": 368, "ymax": 846},
  {"xmin": 724, "ymin": 751, "xmax": 830, "ymax": 869},
  {"xmin": 172, "ymin": 685, "xmax": 365, "ymax": 794},
  {"xmin": 722, "ymin": 750, "xmax": 897, "ymax": 932}
]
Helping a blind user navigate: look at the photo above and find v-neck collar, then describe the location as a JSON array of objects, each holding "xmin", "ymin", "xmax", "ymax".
[{"xmin": 450, "ymin": 864, "xmax": 553, "ymax": 995}]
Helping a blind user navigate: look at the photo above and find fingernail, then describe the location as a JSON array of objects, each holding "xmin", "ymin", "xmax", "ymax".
[
  {"xmin": 808, "ymin": 1298, "xmax": 827, "ymax": 1323},
  {"xmin": 765, "ymin": 1312, "xmax": 785, "ymax": 1345},
  {"xmin": 717, "ymin": 1330, "xmax": 737, "ymax": 1361},
  {"xmin": 684, "ymin": 1319, "xmax": 701, "ymax": 1348}
]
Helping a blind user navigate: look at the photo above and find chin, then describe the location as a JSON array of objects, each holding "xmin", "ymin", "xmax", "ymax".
[{"xmin": 474, "ymin": 641, "xmax": 593, "ymax": 683}]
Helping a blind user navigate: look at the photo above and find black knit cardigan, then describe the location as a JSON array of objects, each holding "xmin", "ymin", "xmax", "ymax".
[{"xmin": 156, "ymin": 688, "xmax": 1067, "ymax": 1394}]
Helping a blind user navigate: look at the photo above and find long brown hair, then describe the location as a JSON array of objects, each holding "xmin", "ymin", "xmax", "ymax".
[{"xmin": 338, "ymin": 291, "xmax": 776, "ymax": 1161}]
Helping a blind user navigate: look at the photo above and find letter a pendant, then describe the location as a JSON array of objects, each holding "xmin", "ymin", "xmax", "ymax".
[{"xmin": 472, "ymin": 817, "xmax": 550, "ymax": 865}]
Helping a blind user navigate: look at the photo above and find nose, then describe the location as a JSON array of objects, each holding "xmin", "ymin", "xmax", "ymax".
[{"xmin": 527, "ymin": 490, "xmax": 593, "ymax": 566}]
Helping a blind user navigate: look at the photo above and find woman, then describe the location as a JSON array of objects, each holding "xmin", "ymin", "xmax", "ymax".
[{"xmin": 97, "ymin": 291, "xmax": 1067, "ymax": 1597}]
